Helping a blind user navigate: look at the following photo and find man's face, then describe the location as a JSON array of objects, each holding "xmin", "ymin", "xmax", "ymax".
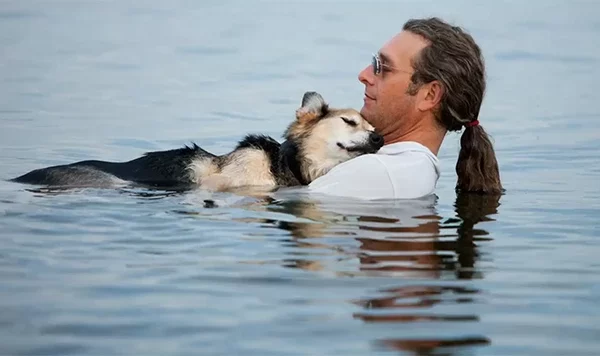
[{"xmin": 358, "ymin": 31, "xmax": 429, "ymax": 142}]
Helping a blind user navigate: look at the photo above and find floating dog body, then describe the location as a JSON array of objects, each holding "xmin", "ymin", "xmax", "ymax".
[{"xmin": 11, "ymin": 92, "xmax": 383, "ymax": 191}]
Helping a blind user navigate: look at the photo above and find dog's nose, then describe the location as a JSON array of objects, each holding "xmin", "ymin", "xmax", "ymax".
[{"xmin": 369, "ymin": 131, "xmax": 384, "ymax": 149}]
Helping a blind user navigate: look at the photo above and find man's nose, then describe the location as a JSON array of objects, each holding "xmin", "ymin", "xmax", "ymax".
[{"xmin": 358, "ymin": 65, "xmax": 374, "ymax": 86}]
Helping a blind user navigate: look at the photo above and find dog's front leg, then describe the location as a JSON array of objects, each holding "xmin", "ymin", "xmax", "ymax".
[{"xmin": 201, "ymin": 173, "xmax": 233, "ymax": 192}]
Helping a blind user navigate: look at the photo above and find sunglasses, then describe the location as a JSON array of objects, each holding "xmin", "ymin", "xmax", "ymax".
[{"xmin": 372, "ymin": 53, "xmax": 413, "ymax": 76}]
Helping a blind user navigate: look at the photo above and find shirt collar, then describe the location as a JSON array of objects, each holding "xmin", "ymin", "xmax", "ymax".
[{"xmin": 377, "ymin": 141, "xmax": 435, "ymax": 156}]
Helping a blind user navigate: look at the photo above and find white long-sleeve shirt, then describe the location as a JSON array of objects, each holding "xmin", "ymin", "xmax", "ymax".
[{"xmin": 307, "ymin": 141, "xmax": 440, "ymax": 200}]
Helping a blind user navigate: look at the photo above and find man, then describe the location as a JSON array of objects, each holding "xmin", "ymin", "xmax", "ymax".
[{"xmin": 308, "ymin": 17, "xmax": 502, "ymax": 200}]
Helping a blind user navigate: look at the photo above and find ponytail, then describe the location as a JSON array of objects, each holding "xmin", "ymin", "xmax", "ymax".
[
  {"xmin": 455, "ymin": 125, "xmax": 502, "ymax": 194},
  {"xmin": 402, "ymin": 18, "xmax": 502, "ymax": 194}
]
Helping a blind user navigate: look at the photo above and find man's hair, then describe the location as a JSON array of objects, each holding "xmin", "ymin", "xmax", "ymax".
[{"xmin": 403, "ymin": 17, "xmax": 502, "ymax": 194}]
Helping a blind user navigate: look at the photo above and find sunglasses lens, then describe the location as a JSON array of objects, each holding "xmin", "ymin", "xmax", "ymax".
[
  {"xmin": 372, "ymin": 56, "xmax": 376, "ymax": 73},
  {"xmin": 372, "ymin": 55, "xmax": 379, "ymax": 74}
]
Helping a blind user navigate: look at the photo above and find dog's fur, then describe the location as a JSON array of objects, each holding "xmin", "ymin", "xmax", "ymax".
[{"xmin": 11, "ymin": 91, "xmax": 383, "ymax": 191}]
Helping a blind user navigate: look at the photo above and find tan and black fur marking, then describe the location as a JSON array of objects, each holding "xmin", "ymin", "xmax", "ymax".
[{"xmin": 10, "ymin": 91, "xmax": 384, "ymax": 192}]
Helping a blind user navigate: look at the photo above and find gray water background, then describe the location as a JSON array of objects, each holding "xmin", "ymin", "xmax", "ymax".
[{"xmin": 1, "ymin": 1, "xmax": 599, "ymax": 355}]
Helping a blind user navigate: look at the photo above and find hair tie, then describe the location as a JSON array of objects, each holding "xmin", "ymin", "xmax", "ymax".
[{"xmin": 465, "ymin": 119, "xmax": 479, "ymax": 127}]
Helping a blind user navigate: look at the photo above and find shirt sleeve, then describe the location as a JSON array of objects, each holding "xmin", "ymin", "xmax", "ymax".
[{"xmin": 307, "ymin": 152, "xmax": 438, "ymax": 200}]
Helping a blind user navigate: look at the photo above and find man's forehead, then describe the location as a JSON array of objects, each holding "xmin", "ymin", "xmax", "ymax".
[{"xmin": 379, "ymin": 30, "xmax": 429, "ymax": 66}]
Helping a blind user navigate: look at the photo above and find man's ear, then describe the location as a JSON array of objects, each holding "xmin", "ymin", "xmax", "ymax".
[
  {"xmin": 417, "ymin": 81, "xmax": 444, "ymax": 112},
  {"xmin": 296, "ymin": 91, "xmax": 329, "ymax": 123}
]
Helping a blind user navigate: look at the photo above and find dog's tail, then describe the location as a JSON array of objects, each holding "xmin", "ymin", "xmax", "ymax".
[
  {"xmin": 11, "ymin": 143, "xmax": 217, "ymax": 188},
  {"xmin": 10, "ymin": 161, "xmax": 126, "ymax": 187}
]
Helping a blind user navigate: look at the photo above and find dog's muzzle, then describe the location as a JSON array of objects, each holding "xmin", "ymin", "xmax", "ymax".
[
  {"xmin": 339, "ymin": 131, "xmax": 384, "ymax": 154},
  {"xmin": 369, "ymin": 131, "xmax": 384, "ymax": 151}
]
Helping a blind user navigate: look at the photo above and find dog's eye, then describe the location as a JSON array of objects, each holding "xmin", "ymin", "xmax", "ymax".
[{"xmin": 341, "ymin": 117, "xmax": 357, "ymax": 127}]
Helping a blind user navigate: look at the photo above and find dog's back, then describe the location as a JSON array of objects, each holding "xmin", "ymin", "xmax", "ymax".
[{"xmin": 11, "ymin": 144, "xmax": 215, "ymax": 189}]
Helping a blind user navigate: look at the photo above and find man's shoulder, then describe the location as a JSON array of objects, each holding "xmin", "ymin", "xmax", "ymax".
[
  {"xmin": 326, "ymin": 151, "xmax": 401, "ymax": 178},
  {"xmin": 333, "ymin": 141, "xmax": 439, "ymax": 172},
  {"xmin": 333, "ymin": 152, "xmax": 387, "ymax": 170},
  {"xmin": 307, "ymin": 141, "xmax": 440, "ymax": 200},
  {"xmin": 307, "ymin": 154, "xmax": 393, "ymax": 199}
]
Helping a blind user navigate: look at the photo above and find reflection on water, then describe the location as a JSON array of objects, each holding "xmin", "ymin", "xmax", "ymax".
[
  {"xmin": 203, "ymin": 191, "xmax": 502, "ymax": 355},
  {"xmin": 355, "ymin": 193, "xmax": 500, "ymax": 355},
  {"xmin": 257, "ymin": 192, "xmax": 500, "ymax": 277}
]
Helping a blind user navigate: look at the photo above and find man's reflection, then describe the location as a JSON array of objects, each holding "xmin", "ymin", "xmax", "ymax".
[{"xmin": 263, "ymin": 192, "xmax": 501, "ymax": 355}]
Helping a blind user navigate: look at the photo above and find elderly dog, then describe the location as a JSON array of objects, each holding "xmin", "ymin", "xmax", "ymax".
[{"xmin": 11, "ymin": 92, "xmax": 383, "ymax": 191}]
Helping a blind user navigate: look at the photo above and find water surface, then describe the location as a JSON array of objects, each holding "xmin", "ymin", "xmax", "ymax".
[{"xmin": 1, "ymin": 1, "xmax": 599, "ymax": 355}]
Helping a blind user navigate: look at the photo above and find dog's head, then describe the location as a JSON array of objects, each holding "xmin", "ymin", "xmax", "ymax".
[{"xmin": 284, "ymin": 91, "xmax": 384, "ymax": 182}]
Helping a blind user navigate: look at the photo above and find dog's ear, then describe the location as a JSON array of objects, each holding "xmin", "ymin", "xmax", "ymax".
[{"xmin": 295, "ymin": 91, "xmax": 329, "ymax": 123}]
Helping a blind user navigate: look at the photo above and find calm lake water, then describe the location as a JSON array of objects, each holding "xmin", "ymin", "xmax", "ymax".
[{"xmin": 1, "ymin": 1, "xmax": 599, "ymax": 355}]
